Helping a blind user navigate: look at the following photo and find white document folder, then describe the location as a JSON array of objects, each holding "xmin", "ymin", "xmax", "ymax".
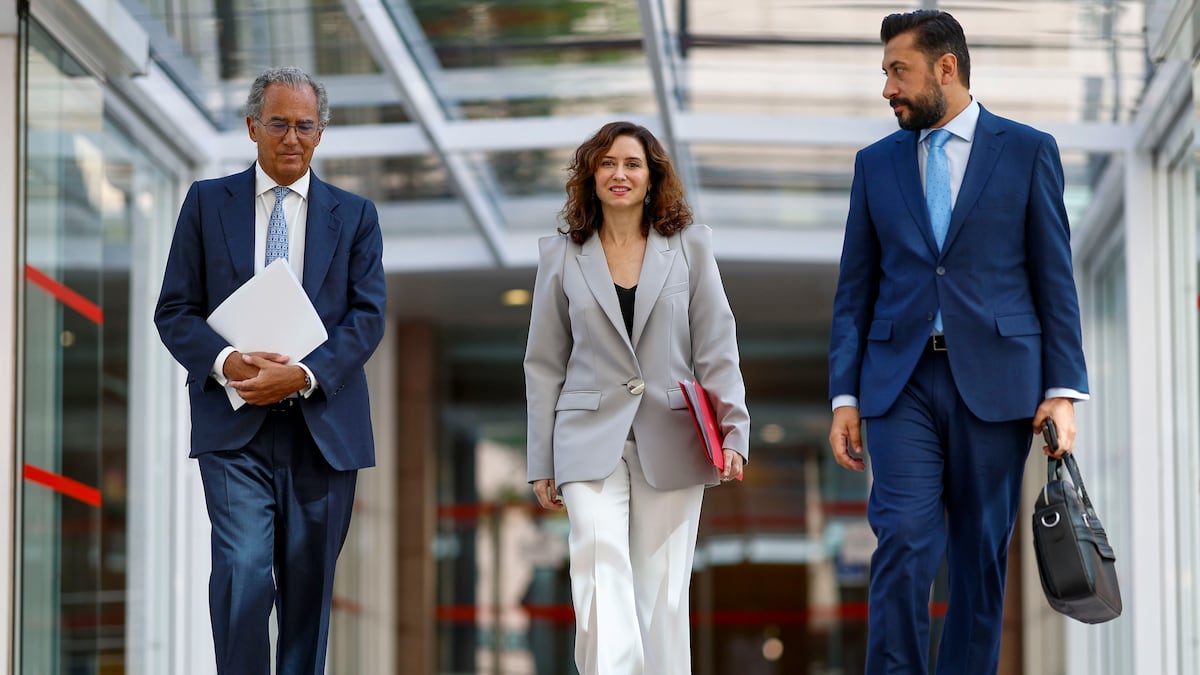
[{"xmin": 206, "ymin": 259, "xmax": 328, "ymax": 409}]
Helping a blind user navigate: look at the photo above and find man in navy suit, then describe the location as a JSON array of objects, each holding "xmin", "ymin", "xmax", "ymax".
[
  {"xmin": 828, "ymin": 11, "xmax": 1089, "ymax": 674},
  {"xmin": 155, "ymin": 66, "xmax": 386, "ymax": 674}
]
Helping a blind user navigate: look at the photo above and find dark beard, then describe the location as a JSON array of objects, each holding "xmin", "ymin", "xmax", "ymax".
[{"xmin": 891, "ymin": 85, "xmax": 947, "ymax": 131}]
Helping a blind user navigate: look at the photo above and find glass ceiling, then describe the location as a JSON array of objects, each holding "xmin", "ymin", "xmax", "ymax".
[{"xmin": 118, "ymin": 0, "xmax": 1148, "ymax": 266}]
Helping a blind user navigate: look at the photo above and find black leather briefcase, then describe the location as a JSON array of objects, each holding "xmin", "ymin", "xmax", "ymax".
[{"xmin": 1031, "ymin": 445, "xmax": 1122, "ymax": 624}]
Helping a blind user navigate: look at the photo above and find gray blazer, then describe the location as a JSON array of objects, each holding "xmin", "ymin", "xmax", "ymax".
[{"xmin": 525, "ymin": 224, "xmax": 750, "ymax": 491}]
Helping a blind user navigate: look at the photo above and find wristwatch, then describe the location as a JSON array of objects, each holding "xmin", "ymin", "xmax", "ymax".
[{"xmin": 301, "ymin": 369, "xmax": 311, "ymax": 392}]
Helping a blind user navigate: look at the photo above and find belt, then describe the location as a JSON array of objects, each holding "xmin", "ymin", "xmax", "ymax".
[
  {"xmin": 267, "ymin": 397, "xmax": 300, "ymax": 413},
  {"xmin": 928, "ymin": 334, "xmax": 947, "ymax": 353}
]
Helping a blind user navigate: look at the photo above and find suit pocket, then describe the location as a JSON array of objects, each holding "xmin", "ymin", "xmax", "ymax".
[
  {"xmin": 867, "ymin": 319, "xmax": 893, "ymax": 341},
  {"xmin": 555, "ymin": 390, "xmax": 602, "ymax": 411},
  {"xmin": 660, "ymin": 282, "xmax": 689, "ymax": 298},
  {"xmin": 995, "ymin": 313, "xmax": 1042, "ymax": 336},
  {"xmin": 666, "ymin": 387, "xmax": 687, "ymax": 410},
  {"xmin": 975, "ymin": 192, "xmax": 1024, "ymax": 211}
]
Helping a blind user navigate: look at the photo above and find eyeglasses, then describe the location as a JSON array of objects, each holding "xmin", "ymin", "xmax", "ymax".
[{"xmin": 255, "ymin": 118, "xmax": 323, "ymax": 139}]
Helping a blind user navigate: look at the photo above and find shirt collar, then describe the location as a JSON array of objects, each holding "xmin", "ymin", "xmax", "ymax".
[
  {"xmin": 919, "ymin": 97, "xmax": 980, "ymax": 145},
  {"xmin": 255, "ymin": 163, "xmax": 311, "ymax": 200}
]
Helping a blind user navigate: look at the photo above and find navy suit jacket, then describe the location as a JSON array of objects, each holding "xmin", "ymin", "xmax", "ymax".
[
  {"xmin": 829, "ymin": 106, "xmax": 1088, "ymax": 422},
  {"xmin": 155, "ymin": 165, "xmax": 387, "ymax": 470}
]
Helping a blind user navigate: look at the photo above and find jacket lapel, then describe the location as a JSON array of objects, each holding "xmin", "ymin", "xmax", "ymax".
[
  {"xmin": 942, "ymin": 107, "xmax": 1004, "ymax": 256},
  {"xmin": 219, "ymin": 166, "xmax": 257, "ymax": 285},
  {"xmin": 891, "ymin": 132, "xmax": 940, "ymax": 257},
  {"xmin": 631, "ymin": 229, "xmax": 675, "ymax": 348},
  {"xmin": 576, "ymin": 235, "xmax": 632, "ymax": 349},
  {"xmin": 302, "ymin": 173, "xmax": 340, "ymax": 299}
]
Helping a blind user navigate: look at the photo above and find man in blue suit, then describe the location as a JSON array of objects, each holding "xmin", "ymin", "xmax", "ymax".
[
  {"xmin": 155, "ymin": 66, "xmax": 386, "ymax": 674},
  {"xmin": 828, "ymin": 10, "xmax": 1089, "ymax": 674}
]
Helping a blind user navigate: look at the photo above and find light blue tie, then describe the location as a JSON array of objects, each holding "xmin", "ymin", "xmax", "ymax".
[
  {"xmin": 926, "ymin": 129, "xmax": 952, "ymax": 332},
  {"xmin": 265, "ymin": 186, "xmax": 291, "ymax": 266}
]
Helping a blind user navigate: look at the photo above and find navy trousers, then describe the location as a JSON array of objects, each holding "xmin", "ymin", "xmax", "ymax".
[
  {"xmin": 197, "ymin": 406, "xmax": 357, "ymax": 675},
  {"xmin": 864, "ymin": 348, "xmax": 1032, "ymax": 675}
]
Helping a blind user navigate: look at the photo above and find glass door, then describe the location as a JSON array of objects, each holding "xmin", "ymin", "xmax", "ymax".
[{"xmin": 18, "ymin": 18, "xmax": 178, "ymax": 673}]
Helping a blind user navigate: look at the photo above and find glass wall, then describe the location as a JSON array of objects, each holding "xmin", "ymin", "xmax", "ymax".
[
  {"xmin": 1082, "ymin": 232, "xmax": 1132, "ymax": 674},
  {"xmin": 132, "ymin": 0, "xmax": 381, "ymax": 128},
  {"xmin": 19, "ymin": 18, "xmax": 178, "ymax": 673},
  {"xmin": 669, "ymin": 0, "xmax": 1146, "ymax": 123},
  {"xmin": 1181, "ymin": 80, "xmax": 1200, "ymax": 670},
  {"xmin": 407, "ymin": 0, "xmax": 653, "ymax": 120}
]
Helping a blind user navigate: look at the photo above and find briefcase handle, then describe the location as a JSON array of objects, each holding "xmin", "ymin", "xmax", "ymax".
[{"xmin": 1042, "ymin": 419, "xmax": 1099, "ymax": 517}]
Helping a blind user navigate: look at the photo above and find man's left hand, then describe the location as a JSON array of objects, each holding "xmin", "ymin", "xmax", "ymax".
[
  {"xmin": 230, "ymin": 353, "xmax": 306, "ymax": 406},
  {"xmin": 1032, "ymin": 397, "xmax": 1076, "ymax": 458}
]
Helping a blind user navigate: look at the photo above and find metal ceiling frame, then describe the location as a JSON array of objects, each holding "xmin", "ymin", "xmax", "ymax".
[
  {"xmin": 341, "ymin": 0, "xmax": 510, "ymax": 266},
  {"xmin": 199, "ymin": 0, "xmax": 1138, "ymax": 274},
  {"xmin": 638, "ymin": 0, "xmax": 702, "ymax": 209}
]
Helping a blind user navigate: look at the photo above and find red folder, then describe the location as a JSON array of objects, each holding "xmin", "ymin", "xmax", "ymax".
[{"xmin": 679, "ymin": 379, "xmax": 741, "ymax": 481}]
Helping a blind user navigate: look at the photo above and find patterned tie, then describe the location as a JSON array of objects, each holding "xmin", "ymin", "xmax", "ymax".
[
  {"xmin": 265, "ymin": 186, "xmax": 291, "ymax": 266},
  {"xmin": 926, "ymin": 128, "xmax": 952, "ymax": 332}
]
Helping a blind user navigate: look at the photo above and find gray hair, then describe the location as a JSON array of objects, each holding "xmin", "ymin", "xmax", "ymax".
[{"xmin": 245, "ymin": 66, "xmax": 330, "ymax": 125}]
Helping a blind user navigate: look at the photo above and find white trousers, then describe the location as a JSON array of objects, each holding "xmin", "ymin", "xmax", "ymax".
[{"xmin": 559, "ymin": 440, "xmax": 705, "ymax": 675}]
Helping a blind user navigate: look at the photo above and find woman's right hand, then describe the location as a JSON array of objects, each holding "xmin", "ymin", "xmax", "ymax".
[{"xmin": 532, "ymin": 479, "xmax": 564, "ymax": 510}]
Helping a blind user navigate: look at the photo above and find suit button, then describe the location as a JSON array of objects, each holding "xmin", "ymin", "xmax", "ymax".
[
  {"xmin": 625, "ymin": 377, "xmax": 645, "ymax": 395},
  {"xmin": 927, "ymin": 312, "xmax": 934, "ymax": 321},
  {"xmin": 936, "ymin": 266, "xmax": 946, "ymax": 275}
]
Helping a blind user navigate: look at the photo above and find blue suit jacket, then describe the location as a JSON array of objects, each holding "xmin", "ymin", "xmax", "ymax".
[
  {"xmin": 155, "ymin": 165, "xmax": 387, "ymax": 470},
  {"xmin": 829, "ymin": 106, "xmax": 1088, "ymax": 421}
]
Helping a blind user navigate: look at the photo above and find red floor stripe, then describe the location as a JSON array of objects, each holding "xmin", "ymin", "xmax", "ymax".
[
  {"xmin": 23, "ymin": 464, "xmax": 102, "ymax": 507},
  {"xmin": 25, "ymin": 264, "xmax": 104, "ymax": 325},
  {"xmin": 437, "ymin": 601, "xmax": 949, "ymax": 626},
  {"xmin": 333, "ymin": 596, "xmax": 366, "ymax": 616},
  {"xmin": 437, "ymin": 500, "xmax": 870, "ymax": 523}
]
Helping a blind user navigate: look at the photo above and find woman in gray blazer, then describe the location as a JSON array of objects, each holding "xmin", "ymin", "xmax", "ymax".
[{"xmin": 524, "ymin": 121, "xmax": 750, "ymax": 675}]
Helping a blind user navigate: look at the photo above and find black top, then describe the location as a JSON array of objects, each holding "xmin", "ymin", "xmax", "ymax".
[{"xmin": 615, "ymin": 284, "xmax": 636, "ymax": 338}]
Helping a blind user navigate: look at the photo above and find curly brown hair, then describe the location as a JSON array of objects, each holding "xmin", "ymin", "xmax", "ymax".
[{"xmin": 558, "ymin": 121, "xmax": 692, "ymax": 243}]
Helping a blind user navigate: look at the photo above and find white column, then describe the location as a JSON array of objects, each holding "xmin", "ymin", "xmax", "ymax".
[
  {"xmin": 126, "ymin": 170, "xmax": 195, "ymax": 673},
  {"xmin": 1019, "ymin": 450, "xmax": 1065, "ymax": 675},
  {"xmin": 1117, "ymin": 149, "xmax": 1169, "ymax": 675},
  {"xmin": 165, "ymin": 163, "xmax": 222, "ymax": 675},
  {"xmin": 0, "ymin": 0, "xmax": 20, "ymax": 670},
  {"xmin": 169, "ymin": 366, "xmax": 218, "ymax": 675},
  {"xmin": 329, "ymin": 319, "xmax": 399, "ymax": 674}
]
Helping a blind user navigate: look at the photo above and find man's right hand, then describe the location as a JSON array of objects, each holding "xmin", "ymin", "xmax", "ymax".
[
  {"xmin": 222, "ymin": 350, "xmax": 288, "ymax": 382},
  {"xmin": 829, "ymin": 406, "xmax": 865, "ymax": 472}
]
